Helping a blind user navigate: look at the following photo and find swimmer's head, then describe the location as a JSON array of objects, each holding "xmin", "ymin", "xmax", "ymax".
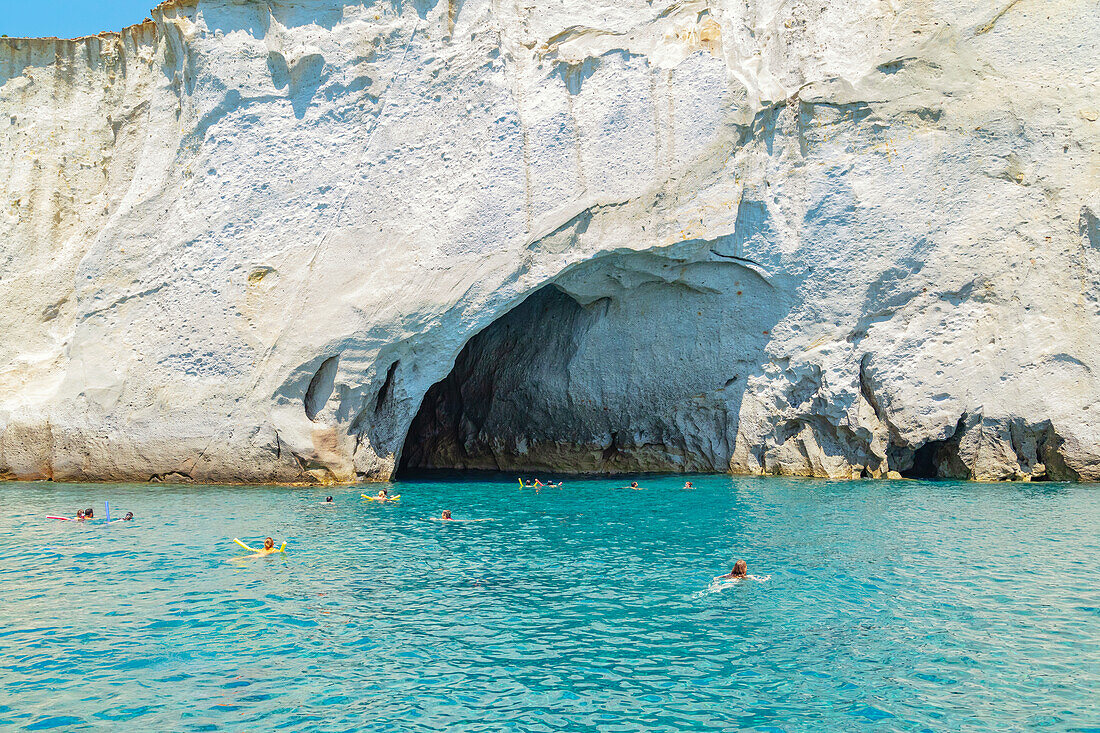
[
  {"xmin": 378, "ymin": 489, "xmax": 388, "ymax": 497},
  {"xmin": 685, "ymin": 482, "xmax": 693, "ymax": 488},
  {"xmin": 326, "ymin": 496, "xmax": 333, "ymax": 502},
  {"xmin": 76, "ymin": 510, "xmax": 85, "ymax": 519},
  {"xmin": 441, "ymin": 510, "xmax": 452, "ymax": 520},
  {"xmin": 732, "ymin": 560, "xmax": 748, "ymax": 577},
  {"xmin": 630, "ymin": 481, "xmax": 639, "ymax": 488},
  {"xmin": 85, "ymin": 507, "xmax": 94, "ymax": 518},
  {"xmin": 124, "ymin": 512, "xmax": 134, "ymax": 521},
  {"xmin": 263, "ymin": 537, "xmax": 275, "ymax": 550}
]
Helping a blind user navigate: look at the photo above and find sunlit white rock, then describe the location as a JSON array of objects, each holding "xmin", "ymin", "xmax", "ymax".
[{"xmin": 1, "ymin": 0, "xmax": 1097, "ymax": 483}]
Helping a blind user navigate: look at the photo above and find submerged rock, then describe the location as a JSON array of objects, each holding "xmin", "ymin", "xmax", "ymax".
[{"xmin": 1, "ymin": 0, "xmax": 1098, "ymax": 483}]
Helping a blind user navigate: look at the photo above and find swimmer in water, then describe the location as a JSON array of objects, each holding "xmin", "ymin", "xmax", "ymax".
[
  {"xmin": 720, "ymin": 560, "xmax": 748, "ymax": 580},
  {"xmin": 76, "ymin": 510, "xmax": 85, "ymax": 521},
  {"xmin": 324, "ymin": 496, "xmax": 334, "ymax": 504},
  {"xmin": 684, "ymin": 481, "xmax": 694, "ymax": 489},
  {"xmin": 441, "ymin": 510, "xmax": 453, "ymax": 521},
  {"xmin": 630, "ymin": 481, "xmax": 641, "ymax": 490},
  {"xmin": 84, "ymin": 507, "xmax": 94, "ymax": 519},
  {"xmin": 123, "ymin": 512, "xmax": 134, "ymax": 521},
  {"xmin": 717, "ymin": 560, "xmax": 769, "ymax": 582},
  {"xmin": 376, "ymin": 489, "xmax": 390, "ymax": 500},
  {"xmin": 256, "ymin": 537, "xmax": 280, "ymax": 556}
]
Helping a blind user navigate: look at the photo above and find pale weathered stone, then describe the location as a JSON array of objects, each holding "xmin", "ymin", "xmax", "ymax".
[{"xmin": 1, "ymin": 0, "xmax": 1098, "ymax": 483}]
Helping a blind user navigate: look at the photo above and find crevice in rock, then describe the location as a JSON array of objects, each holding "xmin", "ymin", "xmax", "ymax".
[
  {"xmin": 859, "ymin": 354, "xmax": 886, "ymax": 423},
  {"xmin": 1009, "ymin": 419, "xmax": 1078, "ymax": 481},
  {"xmin": 287, "ymin": 449, "xmax": 334, "ymax": 484},
  {"xmin": 375, "ymin": 360, "xmax": 399, "ymax": 413},
  {"xmin": 149, "ymin": 470, "xmax": 194, "ymax": 483},
  {"xmin": 601, "ymin": 431, "xmax": 621, "ymax": 462},
  {"xmin": 304, "ymin": 354, "xmax": 339, "ymax": 422}
]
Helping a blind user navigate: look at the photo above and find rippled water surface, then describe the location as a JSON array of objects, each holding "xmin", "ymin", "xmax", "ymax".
[{"xmin": 1, "ymin": 476, "xmax": 1098, "ymax": 731}]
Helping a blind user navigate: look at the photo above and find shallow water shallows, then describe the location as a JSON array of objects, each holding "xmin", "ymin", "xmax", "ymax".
[{"xmin": 1, "ymin": 476, "xmax": 1098, "ymax": 731}]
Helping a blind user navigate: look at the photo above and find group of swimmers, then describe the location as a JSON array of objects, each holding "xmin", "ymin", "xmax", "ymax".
[
  {"xmin": 618, "ymin": 481, "xmax": 696, "ymax": 490},
  {"xmin": 520, "ymin": 479, "xmax": 563, "ymax": 488},
  {"xmin": 66, "ymin": 508, "xmax": 134, "ymax": 522},
  {"xmin": 243, "ymin": 478, "xmax": 763, "ymax": 583}
]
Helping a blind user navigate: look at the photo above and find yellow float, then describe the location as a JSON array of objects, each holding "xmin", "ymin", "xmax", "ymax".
[{"xmin": 233, "ymin": 538, "xmax": 286, "ymax": 553}]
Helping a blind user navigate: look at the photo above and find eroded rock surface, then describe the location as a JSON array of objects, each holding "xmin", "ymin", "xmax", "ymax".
[{"xmin": 1, "ymin": 0, "xmax": 1098, "ymax": 483}]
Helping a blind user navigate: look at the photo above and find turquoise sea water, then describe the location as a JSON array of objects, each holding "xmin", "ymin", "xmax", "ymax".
[{"xmin": 1, "ymin": 476, "xmax": 1097, "ymax": 732}]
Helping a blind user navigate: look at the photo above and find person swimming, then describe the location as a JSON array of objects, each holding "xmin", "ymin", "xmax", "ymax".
[
  {"xmin": 232, "ymin": 536, "xmax": 286, "ymax": 556},
  {"xmin": 431, "ymin": 509, "xmax": 494, "ymax": 522},
  {"xmin": 84, "ymin": 507, "xmax": 94, "ymax": 519},
  {"xmin": 325, "ymin": 496, "xmax": 333, "ymax": 503},
  {"xmin": 123, "ymin": 512, "xmax": 134, "ymax": 521},
  {"xmin": 376, "ymin": 489, "xmax": 389, "ymax": 500},
  {"xmin": 684, "ymin": 481, "xmax": 694, "ymax": 489},
  {"xmin": 720, "ymin": 560, "xmax": 748, "ymax": 580},
  {"xmin": 717, "ymin": 560, "xmax": 768, "ymax": 582},
  {"xmin": 76, "ymin": 510, "xmax": 85, "ymax": 521},
  {"xmin": 630, "ymin": 481, "xmax": 641, "ymax": 490},
  {"xmin": 256, "ymin": 537, "xmax": 280, "ymax": 555}
]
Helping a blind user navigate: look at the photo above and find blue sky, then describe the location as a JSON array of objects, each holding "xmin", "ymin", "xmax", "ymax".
[{"xmin": 0, "ymin": 0, "xmax": 155, "ymax": 39}]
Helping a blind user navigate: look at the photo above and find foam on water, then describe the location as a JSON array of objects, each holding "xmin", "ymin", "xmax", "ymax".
[{"xmin": 1, "ymin": 476, "xmax": 1098, "ymax": 731}]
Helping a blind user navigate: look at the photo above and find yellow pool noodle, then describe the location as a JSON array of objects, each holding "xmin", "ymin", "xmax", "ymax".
[
  {"xmin": 233, "ymin": 538, "xmax": 286, "ymax": 553},
  {"xmin": 362, "ymin": 494, "xmax": 401, "ymax": 501}
]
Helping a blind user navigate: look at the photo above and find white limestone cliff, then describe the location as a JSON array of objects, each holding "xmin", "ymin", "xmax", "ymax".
[{"xmin": 1, "ymin": 0, "xmax": 1098, "ymax": 484}]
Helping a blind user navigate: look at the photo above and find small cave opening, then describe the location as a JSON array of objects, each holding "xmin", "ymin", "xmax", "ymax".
[
  {"xmin": 893, "ymin": 417, "xmax": 969, "ymax": 480},
  {"xmin": 901, "ymin": 440, "xmax": 946, "ymax": 479}
]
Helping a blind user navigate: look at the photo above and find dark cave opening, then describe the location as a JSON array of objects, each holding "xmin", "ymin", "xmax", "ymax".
[
  {"xmin": 395, "ymin": 254, "xmax": 782, "ymax": 478},
  {"xmin": 895, "ymin": 416, "xmax": 969, "ymax": 480},
  {"xmin": 397, "ymin": 284, "xmax": 592, "ymax": 475},
  {"xmin": 901, "ymin": 440, "xmax": 945, "ymax": 479}
]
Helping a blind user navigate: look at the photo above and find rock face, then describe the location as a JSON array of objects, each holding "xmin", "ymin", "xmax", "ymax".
[{"xmin": 1, "ymin": 0, "xmax": 1098, "ymax": 484}]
